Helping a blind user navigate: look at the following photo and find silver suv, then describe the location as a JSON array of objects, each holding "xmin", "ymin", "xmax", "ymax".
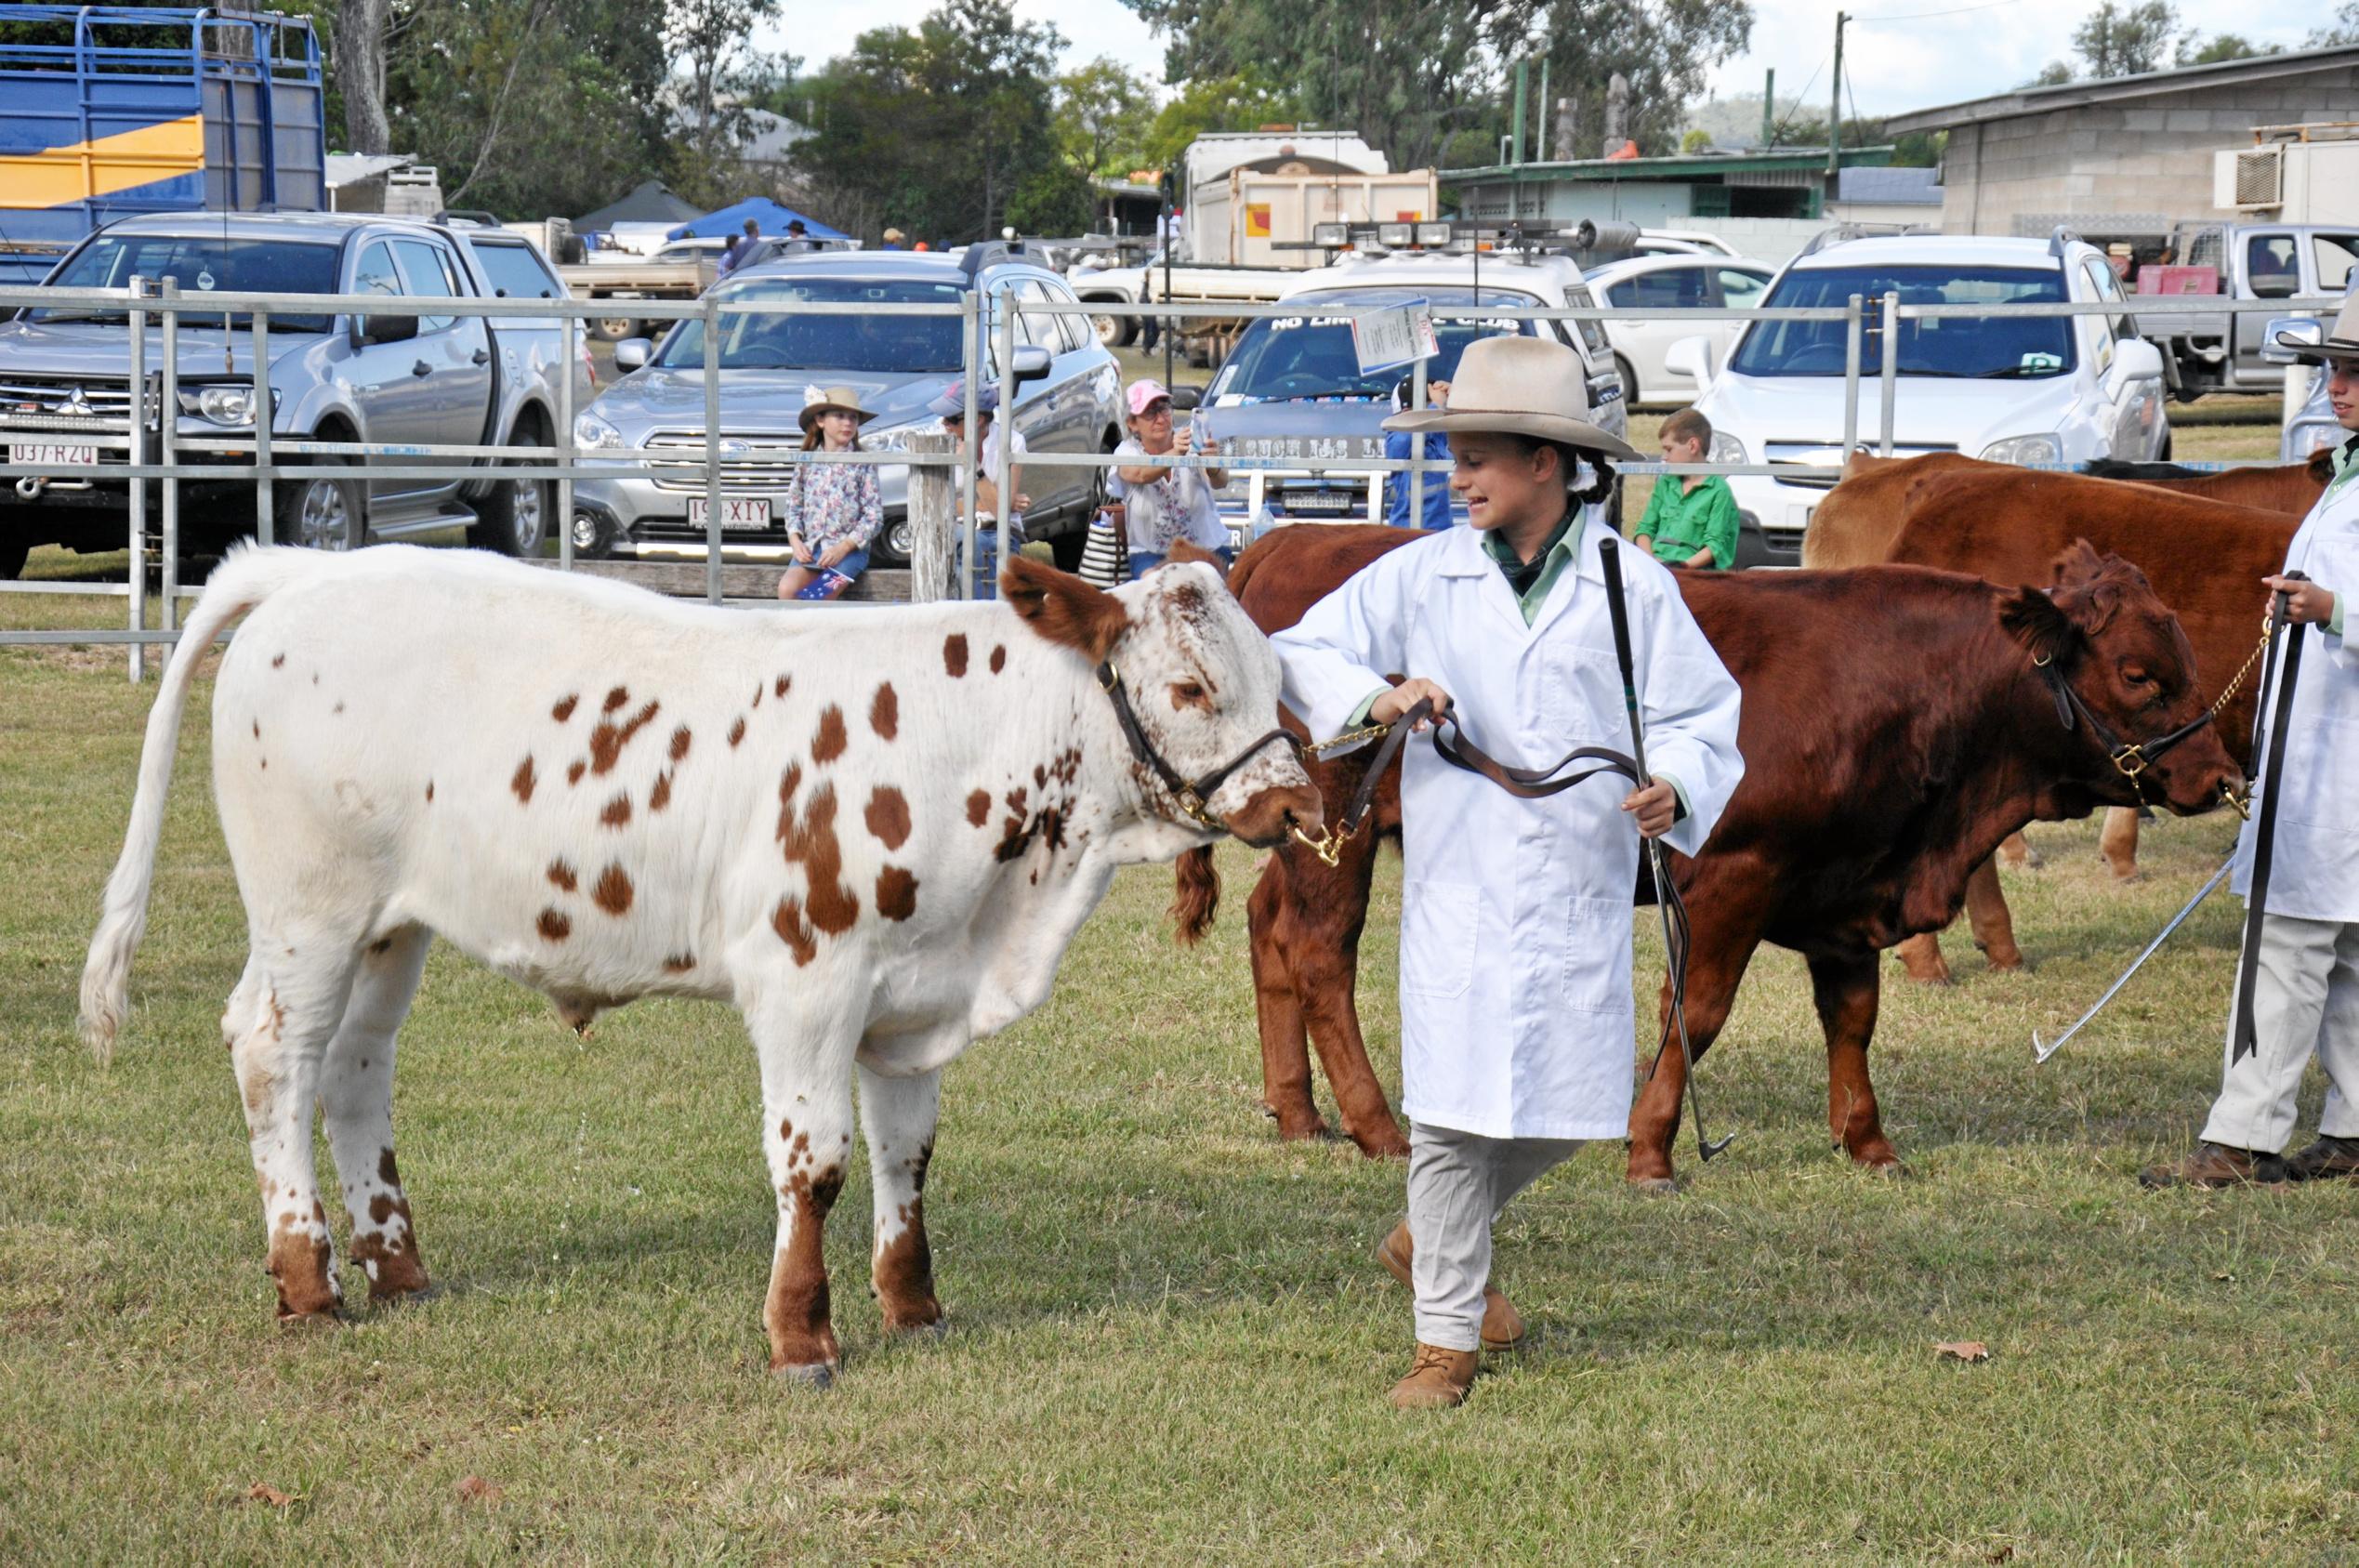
[
  {"xmin": 0, "ymin": 212, "xmax": 593, "ymax": 576},
  {"xmin": 570, "ymin": 244, "xmax": 1124, "ymax": 570}
]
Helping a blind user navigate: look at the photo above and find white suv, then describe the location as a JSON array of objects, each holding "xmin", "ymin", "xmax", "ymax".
[{"xmin": 1674, "ymin": 232, "xmax": 2169, "ymax": 567}]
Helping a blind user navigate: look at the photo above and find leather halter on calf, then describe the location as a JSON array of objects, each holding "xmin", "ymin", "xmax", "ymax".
[{"xmin": 1096, "ymin": 660, "xmax": 1303, "ymax": 833}]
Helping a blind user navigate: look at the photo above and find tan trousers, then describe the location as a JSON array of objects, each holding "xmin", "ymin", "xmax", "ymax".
[
  {"xmin": 1405, "ymin": 1121, "xmax": 1582, "ymax": 1351},
  {"xmin": 2201, "ymin": 913, "xmax": 2359, "ymax": 1153}
]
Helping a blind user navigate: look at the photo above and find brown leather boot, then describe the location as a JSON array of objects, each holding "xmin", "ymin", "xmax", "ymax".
[
  {"xmin": 1389, "ymin": 1342, "xmax": 1479, "ymax": 1410},
  {"xmin": 2287, "ymin": 1134, "xmax": 2359, "ymax": 1181},
  {"xmin": 1376, "ymin": 1222, "xmax": 1526, "ymax": 1351},
  {"xmin": 2137, "ymin": 1141, "xmax": 2289, "ymax": 1189}
]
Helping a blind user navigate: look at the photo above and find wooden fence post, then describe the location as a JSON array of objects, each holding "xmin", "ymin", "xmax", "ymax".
[{"xmin": 905, "ymin": 431, "xmax": 957, "ymax": 603}]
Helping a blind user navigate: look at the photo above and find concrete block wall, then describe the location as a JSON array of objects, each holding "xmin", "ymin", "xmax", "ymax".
[{"xmin": 1932, "ymin": 64, "xmax": 2359, "ymax": 233}]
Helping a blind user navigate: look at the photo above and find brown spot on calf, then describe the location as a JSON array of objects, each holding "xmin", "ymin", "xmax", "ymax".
[
  {"xmin": 547, "ymin": 859, "xmax": 578, "ymax": 892},
  {"xmin": 663, "ymin": 953, "xmax": 696, "ymax": 974},
  {"xmin": 424, "ymin": 780, "xmax": 434, "ymax": 803},
  {"xmin": 876, "ymin": 866, "xmax": 919, "ymax": 922},
  {"xmin": 775, "ymin": 674, "xmax": 791, "ymax": 699},
  {"xmin": 512, "ymin": 758, "xmax": 539, "ymax": 803},
  {"xmin": 669, "ymin": 725, "xmax": 692, "ymax": 762},
  {"xmin": 943, "ymin": 633, "xmax": 969, "ymax": 678},
  {"xmin": 567, "ymin": 759, "xmax": 586, "ymax": 785},
  {"xmin": 552, "ymin": 693, "xmax": 579, "ymax": 722},
  {"xmin": 728, "ymin": 716, "xmax": 746, "ymax": 748},
  {"xmin": 765, "ymin": 1166, "xmax": 844, "ymax": 1374},
  {"xmin": 874, "ymin": 1206, "xmax": 941, "ymax": 1332},
  {"xmin": 864, "ymin": 785, "xmax": 912, "ymax": 850},
  {"xmin": 271, "ymin": 652, "xmax": 285, "ymax": 669},
  {"xmin": 811, "ymin": 705, "xmax": 849, "ymax": 766},
  {"xmin": 600, "ymin": 793, "xmax": 631, "ymax": 828},
  {"xmin": 771, "ymin": 896, "xmax": 817, "ymax": 967},
  {"xmin": 267, "ymin": 1220, "xmax": 337, "ymax": 1321},
  {"xmin": 603, "ymin": 685, "xmax": 631, "ymax": 713},
  {"xmin": 966, "ymin": 788, "xmax": 992, "ymax": 827},
  {"xmin": 990, "ymin": 643, "xmax": 1007, "ymax": 675},
  {"xmin": 870, "ymin": 683, "xmax": 899, "ymax": 740},
  {"xmin": 780, "ymin": 784, "xmax": 860, "ymax": 934},
  {"xmin": 537, "ymin": 908, "xmax": 572, "ymax": 942},
  {"xmin": 588, "ymin": 699, "xmax": 662, "ymax": 776},
  {"xmin": 649, "ymin": 770, "xmax": 674, "ymax": 813},
  {"xmin": 592, "ymin": 863, "xmax": 635, "ymax": 916}
]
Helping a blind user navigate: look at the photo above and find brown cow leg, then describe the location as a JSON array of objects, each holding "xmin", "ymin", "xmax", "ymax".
[
  {"xmin": 1895, "ymin": 931, "xmax": 1954, "ymax": 985},
  {"xmin": 1272, "ymin": 833, "xmax": 1409, "ymax": 1159},
  {"xmin": 2099, "ymin": 807, "xmax": 2142, "ymax": 880},
  {"xmin": 1245, "ymin": 856, "xmax": 1330, "ymax": 1143},
  {"xmin": 1809, "ymin": 952, "xmax": 1901, "ymax": 1170},
  {"xmin": 1627, "ymin": 874, "xmax": 1764, "ymax": 1190},
  {"xmin": 1996, "ymin": 831, "xmax": 2041, "ymax": 870},
  {"xmin": 1961, "ymin": 856, "xmax": 2023, "ymax": 971}
]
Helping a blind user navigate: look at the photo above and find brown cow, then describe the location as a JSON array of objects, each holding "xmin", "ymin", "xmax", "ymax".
[
  {"xmin": 1179, "ymin": 524, "xmax": 2242, "ymax": 1187},
  {"xmin": 1877, "ymin": 474, "xmax": 2299, "ymax": 980},
  {"xmin": 1803, "ymin": 449, "xmax": 2326, "ymax": 571}
]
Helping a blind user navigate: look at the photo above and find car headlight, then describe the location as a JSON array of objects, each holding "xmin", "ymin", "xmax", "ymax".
[
  {"xmin": 868, "ymin": 417, "xmax": 947, "ymax": 454},
  {"xmin": 573, "ymin": 413, "xmax": 624, "ymax": 451},
  {"xmin": 177, "ymin": 384, "xmax": 270, "ymax": 426},
  {"xmin": 1707, "ymin": 431, "xmax": 1746, "ymax": 465},
  {"xmin": 1980, "ymin": 434, "xmax": 2062, "ymax": 466}
]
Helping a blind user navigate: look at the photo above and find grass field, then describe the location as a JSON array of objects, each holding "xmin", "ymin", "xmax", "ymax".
[{"xmin": 9, "ymin": 402, "xmax": 2355, "ymax": 1563}]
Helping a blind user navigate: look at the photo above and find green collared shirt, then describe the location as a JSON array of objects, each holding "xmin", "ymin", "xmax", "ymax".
[{"xmin": 1481, "ymin": 507, "xmax": 1584, "ymax": 626}]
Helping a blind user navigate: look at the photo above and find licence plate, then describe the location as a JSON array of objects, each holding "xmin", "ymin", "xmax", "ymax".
[
  {"xmin": 1285, "ymin": 491, "xmax": 1358, "ymax": 514},
  {"xmin": 11, "ymin": 441, "xmax": 98, "ymax": 468},
  {"xmin": 689, "ymin": 495, "xmax": 771, "ymax": 527}
]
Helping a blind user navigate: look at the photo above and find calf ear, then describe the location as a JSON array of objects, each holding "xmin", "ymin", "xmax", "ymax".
[
  {"xmin": 1997, "ymin": 585, "xmax": 2081, "ymax": 666},
  {"xmin": 1004, "ymin": 556, "xmax": 1128, "ymax": 663},
  {"xmin": 2046, "ymin": 537, "xmax": 2107, "ymax": 592},
  {"xmin": 1166, "ymin": 538, "xmax": 1231, "ymax": 584}
]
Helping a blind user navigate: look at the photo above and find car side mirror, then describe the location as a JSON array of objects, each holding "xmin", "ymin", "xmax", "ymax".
[
  {"xmin": 353, "ymin": 312, "xmax": 418, "ymax": 347},
  {"xmin": 1009, "ymin": 344, "xmax": 1052, "ymax": 386},
  {"xmin": 1664, "ymin": 335, "xmax": 1713, "ymax": 383},
  {"xmin": 613, "ymin": 338, "xmax": 652, "ymax": 372},
  {"xmin": 2110, "ymin": 336, "xmax": 2164, "ymax": 381},
  {"xmin": 2262, "ymin": 316, "xmax": 2325, "ymax": 365},
  {"xmin": 1167, "ymin": 384, "xmax": 1204, "ymax": 411}
]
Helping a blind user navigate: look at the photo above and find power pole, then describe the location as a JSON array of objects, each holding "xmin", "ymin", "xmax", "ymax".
[{"xmin": 1827, "ymin": 11, "xmax": 1846, "ymax": 179}]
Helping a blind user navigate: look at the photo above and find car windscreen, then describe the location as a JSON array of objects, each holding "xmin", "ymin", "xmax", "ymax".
[
  {"xmin": 1211, "ymin": 288, "xmax": 1549, "ymax": 402},
  {"xmin": 656, "ymin": 278, "xmax": 966, "ymax": 373},
  {"xmin": 1728, "ymin": 264, "xmax": 2074, "ymax": 380},
  {"xmin": 32, "ymin": 235, "xmax": 341, "ymax": 334}
]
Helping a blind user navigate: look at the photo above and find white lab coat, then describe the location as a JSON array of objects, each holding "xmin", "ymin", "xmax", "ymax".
[
  {"xmin": 1272, "ymin": 515, "xmax": 1746, "ymax": 1140},
  {"xmin": 2234, "ymin": 455, "xmax": 2359, "ymax": 921}
]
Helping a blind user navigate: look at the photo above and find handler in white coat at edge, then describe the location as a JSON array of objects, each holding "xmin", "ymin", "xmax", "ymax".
[
  {"xmin": 2143, "ymin": 295, "xmax": 2359, "ymax": 1191},
  {"xmin": 1271, "ymin": 336, "xmax": 1746, "ymax": 1410}
]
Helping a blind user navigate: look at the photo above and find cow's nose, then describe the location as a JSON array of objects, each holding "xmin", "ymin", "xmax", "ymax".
[{"xmin": 1284, "ymin": 792, "xmax": 1324, "ymax": 840}]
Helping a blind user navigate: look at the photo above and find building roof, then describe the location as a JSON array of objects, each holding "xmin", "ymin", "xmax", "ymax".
[
  {"xmin": 324, "ymin": 152, "xmax": 415, "ymax": 189},
  {"xmin": 575, "ymin": 180, "xmax": 704, "ymax": 231},
  {"xmin": 1836, "ymin": 166, "xmax": 1940, "ymax": 205},
  {"xmin": 1442, "ymin": 146, "xmax": 1893, "ymax": 183},
  {"xmin": 1887, "ymin": 43, "xmax": 2359, "ymax": 134}
]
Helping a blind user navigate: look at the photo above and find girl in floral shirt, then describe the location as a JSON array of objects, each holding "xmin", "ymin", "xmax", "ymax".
[{"xmin": 776, "ymin": 386, "xmax": 881, "ymax": 600}]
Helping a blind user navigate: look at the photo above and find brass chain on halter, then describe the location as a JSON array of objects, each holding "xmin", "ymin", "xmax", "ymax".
[{"xmin": 2207, "ymin": 621, "xmax": 2278, "ymax": 820}]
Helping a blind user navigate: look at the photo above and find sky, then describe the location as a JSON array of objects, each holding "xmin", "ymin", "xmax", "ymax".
[{"xmin": 762, "ymin": 0, "xmax": 2332, "ymax": 122}]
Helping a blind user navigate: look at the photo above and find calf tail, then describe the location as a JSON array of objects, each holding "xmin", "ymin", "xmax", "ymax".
[
  {"xmin": 78, "ymin": 545, "xmax": 307, "ymax": 1061},
  {"xmin": 1169, "ymin": 846, "xmax": 1221, "ymax": 946}
]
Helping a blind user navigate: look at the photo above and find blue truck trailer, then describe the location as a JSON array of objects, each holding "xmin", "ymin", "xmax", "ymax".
[{"xmin": 0, "ymin": 6, "xmax": 325, "ymax": 283}]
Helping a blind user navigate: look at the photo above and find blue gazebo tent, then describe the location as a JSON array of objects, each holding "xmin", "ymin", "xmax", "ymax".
[{"xmin": 669, "ymin": 197, "xmax": 846, "ymax": 243}]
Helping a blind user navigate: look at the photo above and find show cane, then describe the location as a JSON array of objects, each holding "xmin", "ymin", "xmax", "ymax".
[
  {"xmin": 1597, "ymin": 534, "xmax": 1733, "ymax": 1163},
  {"xmin": 2232, "ymin": 573, "xmax": 2309, "ymax": 1063}
]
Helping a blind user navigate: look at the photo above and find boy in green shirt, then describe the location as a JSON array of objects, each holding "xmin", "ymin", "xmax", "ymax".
[{"xmin": 1634, "ymin": 407, "xmax": 1741, "ymax": 570}]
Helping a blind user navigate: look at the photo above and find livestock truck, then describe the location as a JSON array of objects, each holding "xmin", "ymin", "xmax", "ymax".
[{"xmin": 0, "ymin": 5, "xmax": 326, "ymax": 285}]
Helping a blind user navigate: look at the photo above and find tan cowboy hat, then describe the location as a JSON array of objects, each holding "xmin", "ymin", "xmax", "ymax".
[
  {"xmin": 2272, "ymin": 293, "xmax": 2359, "ymax": 363},
  {"xmin": 1382, "ymin": 335, "xmax": 1640, "ymax": 459},
  {"xmin": 798, "ymin": 385, "xmax": 877, "ymax": 432}
]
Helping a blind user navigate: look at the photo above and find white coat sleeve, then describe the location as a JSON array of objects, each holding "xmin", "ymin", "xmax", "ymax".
[
  {"xmin": 1633, "ymin": 562, "xmax": 1745, "ymax": 859},
  {"xmin": 1270, "ymin": 548, "xmax": 1417, "ymax": 744}
]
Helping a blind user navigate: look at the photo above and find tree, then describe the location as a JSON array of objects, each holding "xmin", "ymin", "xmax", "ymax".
[
  {"xmin": 2309, "ymin": 2, "xmax": 2359, "ymax": 46},
  {"xmin": 334, "ymin": 0, "xmax": 393, "ymax": 153},
  {"xmin": 2176, "ymin": 33, "xmax": 2279, "ymax": 64},
  {"xmin": 1052, "ymin": 59, "xmax": 1157, "ymax": 184},
  {"xmin": 2071, "ymin": 1, "xmax": 2177, "ymax": 79},
  {"xmin": 666, "ymin": 0, "xmax": 786, "ymax": 204},
  {"xmin": 2024, "ymin": 60, "xmax": 2076, "ymax": 86},
  {"xmin": 1139, "ymin": 72, "xmax": 1299, "ymax": 174}
]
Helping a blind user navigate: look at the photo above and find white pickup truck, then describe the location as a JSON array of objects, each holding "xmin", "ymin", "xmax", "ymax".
[{"xmin": 1069, "ymin": 248, "xmax": 1298, "ymax": 359}]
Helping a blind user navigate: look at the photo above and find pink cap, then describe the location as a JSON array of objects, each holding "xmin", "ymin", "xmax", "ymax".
[{"xmin": 1126, "ymin": 379, "xmax": 1172, "ymax": 416}]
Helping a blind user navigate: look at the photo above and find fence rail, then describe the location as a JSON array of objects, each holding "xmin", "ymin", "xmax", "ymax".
[{"xmin": 0, "ymin": 278, "xmax": 2323, "ymax": 679}]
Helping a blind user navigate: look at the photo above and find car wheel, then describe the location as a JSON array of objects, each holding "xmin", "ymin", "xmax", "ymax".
[
  {"xmin": 468, "ymin": 457, "xmax": 552, "ymax": 556},
  {"xmin": 1614, "ymin": 352, "xmax": 1640, "ymax": 407},
  {"xmin": 1093, "ymin": 309, "xmax": 1137, "ymax": 349},
  {"xmin": 569, "ymin": 507, "xmax": 618, "ymax": 560},
  {"xmin": 277, "ymin": 456, "xmax": 363, "ymax": 551},
  {"xmin": 866, "ymin": 513, "xmax": 914, "ymax": 569},
  {"xmin": 592, "ymin": 313, "xmax": 639, "ymax": 342}
]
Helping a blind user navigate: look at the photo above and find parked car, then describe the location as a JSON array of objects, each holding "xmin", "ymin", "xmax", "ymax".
[
  {"xmin": 2143, "ymin": 221, "xmax": 2357, "ymax": 398},
  {"xmin": 1583, "ymin": 253, "xmax": 1774, "ymax": 407},
  {"xmin": 0, "ymin": 212, "xmax": 593, "ymax": 577},
  {"xmin": 570, "ymin": 244, "xmax": 1123, "ymax": 570},
  {"xmin": 1193, "ymin": 247, "xmax": 1627, "ymax": 534},
  {"xmin": 1677, "ymin": 231, "xmax": 2170, "ymax": 567}
]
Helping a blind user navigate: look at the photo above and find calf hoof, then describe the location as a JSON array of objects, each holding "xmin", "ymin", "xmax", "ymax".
[
  {"xmin": 1843, "ymin": 1146, "xmax": 1907, "ymax": 1176},
  {"xmin": 773, "ymin": 1361, "xmax": 836, "ymax": 1390},
  {"xmin": 1351, "ymin": 1126, "xmax": 1412, "ymax": 1161},
  {"xmin": 1266, "ymin": 1106, "xmax": 1333, "ymax": 1143},
  {"xmin": 888, "ymin": 1315, "xmax": 951, "ymax": 1342},
  {"xmin": 1977, "ymin": 948, "xmax": 2026, "ymax": 973},
  {"xmin": 275, "ymin": 1305, "xmax": 344, "ymax": 1330},
  {"xmin": 1630, "ymin": 1175, "xmax": 1680, "ymax": 1196}
]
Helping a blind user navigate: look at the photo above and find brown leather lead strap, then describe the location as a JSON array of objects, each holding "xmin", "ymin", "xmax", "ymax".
[{"xmin": 1430, "ymin": 718, "xmax": 1641, "ymax": 797}]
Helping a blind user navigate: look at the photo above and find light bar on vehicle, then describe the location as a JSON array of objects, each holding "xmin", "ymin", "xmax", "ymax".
[
  {"xmin": 1415, "ymin": 222, "xmax": 1454, "ymax": 247},
  {"xmin": 1311, "ymin": 222, "xmax": 1351, "ymax": 247},
  {"xmin": 1377, "ymin": 223, "xmax": 1415, "ymax": 248}
]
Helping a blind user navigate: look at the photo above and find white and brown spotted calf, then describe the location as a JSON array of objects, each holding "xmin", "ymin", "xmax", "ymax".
[{"xmin": 80, "ymin": 541, "xmax": 1317, "ymax": 1382}]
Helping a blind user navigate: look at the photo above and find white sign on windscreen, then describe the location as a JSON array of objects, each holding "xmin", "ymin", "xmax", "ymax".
[{"xmin": 1350, "ymin": 298, "xmax": 1439, "ymax": 375}]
